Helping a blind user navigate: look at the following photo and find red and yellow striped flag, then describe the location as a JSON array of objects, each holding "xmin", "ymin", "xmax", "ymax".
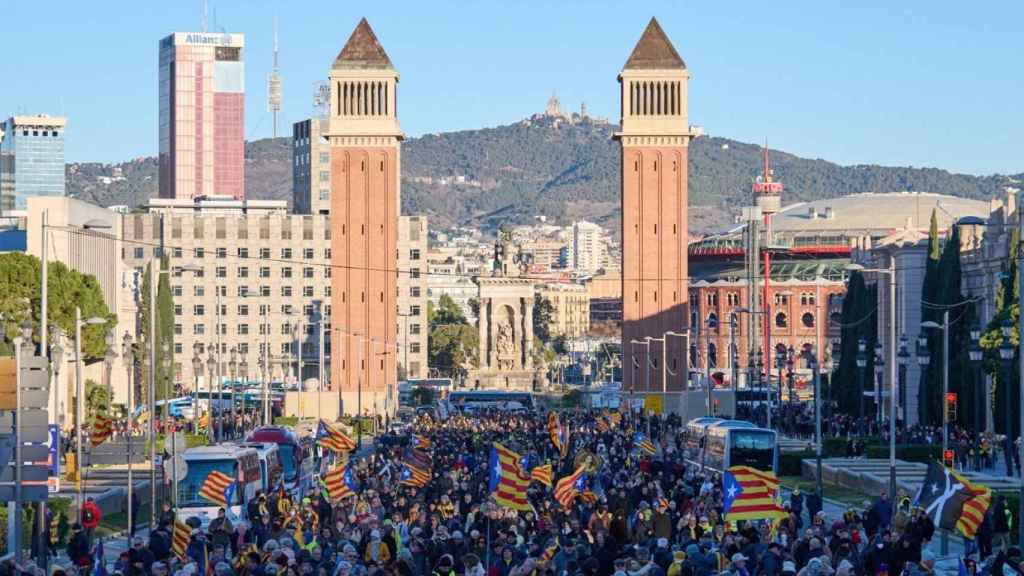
[
  {"xmin": 723, "ymin": 465, "xmax": 786, "ymax": 522},
  {"xmin": 172, "ymin": 516, "xmax": 191, "ymax": 559},
  {"xmin": 952, "ymin": 470, "xmax": 991, "ymax": 539},
  {"xmin": 530, "ymin": 463, "xmax": 553, "ymax": 487},
  {"xmin": 323, "ymin": 464, "xmax": 358, "ymax": 501},
  {"xmin": 198, "ymin": 471, "xmax": 235, "ymax": 508},
  {"xmin": 91, "ymin": 413, "xmax": 114, "ymax": 447},
  {"xmin": 554, "ymin": 465, "xmax": 587, "ymax": 510},
  {"xmin": 489, "ymin": 443, "xmax": 532, "ymax": 511},
  {"xmin": 317, "ymin": 420, "xmax": 357, "ymax": 452}
]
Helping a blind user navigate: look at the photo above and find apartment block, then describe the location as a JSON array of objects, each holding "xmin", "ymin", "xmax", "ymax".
[
  {"xmin": 537, "ymin": 282, "xmax": 591, "ymax": 339},
  {"xmin": 292, "ymin": 118, "xmax": 332, "ymax": 215},
  {"xmin": 397, "ymin": 216, "xmax": 428, "ymax": 380}
]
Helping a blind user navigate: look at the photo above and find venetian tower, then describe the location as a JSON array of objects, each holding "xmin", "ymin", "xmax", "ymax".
[
  {"xmin": 616, "ymin": 18, "xmax": 696, "ymax": 400},
  {"xmin": 327, "ymin": 18, "xmax": 402, "ymax": 417}
]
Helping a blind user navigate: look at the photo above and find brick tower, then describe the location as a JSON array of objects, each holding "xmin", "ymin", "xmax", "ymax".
[
  {"xmin": 616, "ymin": 18, "xmax": 695, "ymax": 403},
  {"xmin": 327, "ymin": 18, "xmax": 402, "ymax": 418}
]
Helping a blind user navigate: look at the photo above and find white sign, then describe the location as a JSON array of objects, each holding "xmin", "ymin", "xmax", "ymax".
[{"xmin": 165, "ymin": 432, "xmax": 186, "ymax": 454}]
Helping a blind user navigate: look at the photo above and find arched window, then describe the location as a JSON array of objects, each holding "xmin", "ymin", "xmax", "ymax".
[
  {"xmin": 775, "ymin": 312, "xmax": 788, "ymax": 328},
  {"xmin": 801, "ymin": 312, "xmax": 815, "ymax": 328},
  {"xmin": 689, "ymin": 345, "xmax": 697, "ymax": 366},
  {"xmin": 707, "ymin": 312, "xmax": 719, "ymax": 329},
  {"xmin": 708, "ymin": 342, "xmax": 718, "ymax": 369}
]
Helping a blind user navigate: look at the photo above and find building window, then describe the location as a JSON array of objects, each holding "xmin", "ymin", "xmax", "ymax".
[
  {"xmin": 194, "ymin": 305, "xmax": 205, "ymax": 316},
  {"xmin": 260, "ymin": 286, "xmax": 271, "ymax": 297},
  {"xmin": 410, "ymin": 249, "xmax": 421, "ymax": 261},
  {"xmin": 133, "ymin": 247, "xmax": 144, "ymax": 259},
  {"xmin": 304, "ymin": 248, "xmax": 314, "ymax": 259},
  {"xmin": 775, "ymin": 293, "xmax": 789, "ymax": 306},
  {"xmin": 238, "ymin": 248, "xmax": 249, "ymax": 259},
  {"xmin": 282, "ymin": 286, "xmax": 293, "ymax": 297},
  {"xmin": 411, "ymin": 305, "xmax": 421, "ymax": 317},
  {"xmin": 237, "ymin": 286, "xmax": 250, "ymax": 297},
  {"xmin": 800, "ymin": 293, "xmax": 816, "ymax": 306},
  {"xmin": 410, "ymin": 323, "xmax": 421, "ymax": 335},
  {"xmin": 319, "ymin": 171, "xmax": 330, "ymax": 182},
  {"xmin": 238, "ymin": 267, "xmax": 249, "ymax": 278},
  {"xmin": 410, "ymin": 342, "xmax": 421, "ymax": 354},
  {"xmin": 174, "ymin": 305, "xmax": 182, "ymax": 316},
  {"xmin": 281, "ymin": 267, "xmax": 293, "ymax": 279},
  {"xmin": 410, "ymin": 268, "xmax": 420, "ymax": 279},
  {"xmin": 727, "ymin": 292, "xmax": 740, "ymax": 307},
  {"xmin": 260, "ymin": 267, "xmax": 271, "ymax": 278},
  {"xmin": 238, "ymin": 324, "xmax": 249, "ymax": 335},
  {"xmin": 216, "ymin": 266, "xmax": 227, "ymax": 278},
  {"xmin": 259, "ymin": 248, "xmax": 271, "ymax": 259},
  {"xmin": 194, "ymin": 324, "xmax": 206, "ymax": 335},
  {"xmin": 216, "ymin": 247, "xmax": 227, "ymax": 259},
  {"xmin": 238, "ymin": 305, "xmax": 249, "ymax": 316},
  {"xmin": 801, "ymin": 312, "xmax": 815, "ymax": 328},
  {"xmin": 281, "ymin": 248, "xmax": 293, "ymax": 259},
  {"xmin": 303, "ymin": 267, "xmax": 314, "ymax": 278},
  {"xmin": 775, "ymin": 312, "xmax": 787, "ymax": 328},
  {"xmin": 194, "ymin": 286, "xmax": 205, "ymax": 297},
  {"xmin": 706, "ymin": 292, "xmax": 718, "ymax": 307},
  {"xmin": 172, "ymin": 285, "xmax": 182, "ymax": 297},
  {"xmin": 303, "ymin": 286, "xmax": 314, "ymax": 297}
]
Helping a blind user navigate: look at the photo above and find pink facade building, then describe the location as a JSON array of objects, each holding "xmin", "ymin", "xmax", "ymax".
[{"xmin": 159, "ymin": 32, "xmax": 245, "ymax": 200}]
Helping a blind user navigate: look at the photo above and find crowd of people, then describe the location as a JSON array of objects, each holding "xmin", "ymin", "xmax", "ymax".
[{"xmin": 4, "ymin": 407, "xmax": 1023, "ymax": 576}]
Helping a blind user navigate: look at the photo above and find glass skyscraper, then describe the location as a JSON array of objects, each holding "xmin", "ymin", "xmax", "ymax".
[
  {"xmin": 0, "ymin": 115, "xmax": 67, "ymax": 213},
  {"xmin": 158, "ymin": 32, "xmax": 245, "ymax": 200}
]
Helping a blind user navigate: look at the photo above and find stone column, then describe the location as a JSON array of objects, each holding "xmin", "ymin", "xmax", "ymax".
[
  {"xmin": 524, "ymin": 297, "xmax": 534, "ymax": 370},
  {"xmin": 478, "ymin": 297, "xmax": 490, "ymax": 369}
]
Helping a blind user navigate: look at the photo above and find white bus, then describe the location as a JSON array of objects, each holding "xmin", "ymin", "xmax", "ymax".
[
  {"xmin": 683, "ymin": 417, "xmax": 725, "ymax": 469},
  {"xmin": 178, "ymin": 445, "xmax": 262, "ymax": 527},
  {"xmin": 703, "ymin": 422, "xmax": 778, "ymax": 474},
  {"xmin": 238, "ymin": 441, "xmax": 284, "ymax": 494}
]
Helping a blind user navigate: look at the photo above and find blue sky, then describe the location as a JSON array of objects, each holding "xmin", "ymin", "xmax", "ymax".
[{"xmin": 3, "ymin": 1, "xmax": 1021, "ymax": 175}]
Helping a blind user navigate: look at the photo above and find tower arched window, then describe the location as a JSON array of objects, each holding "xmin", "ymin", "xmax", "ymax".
[
  {"xmin": 801, "ymin": 312, "xmax": 815, "ymax": 328},
  {"xmin": 775, "ymin": 312, "xmax": 788, "ymax": 328},
  {"xmin": 641, "ymin": 82, "xmax": 648, "ymax": 115},
  {"xmin": 708, "ymin": 342, "xmax": 718, "ymax": 369}
]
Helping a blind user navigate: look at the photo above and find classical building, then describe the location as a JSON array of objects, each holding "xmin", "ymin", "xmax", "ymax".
[
  {"xmin": 471, "ymin": 233, "xmax": 537, "ymax": 390},
  {"xmin": 537, "ymin": 282, "xmax": 590, "ymax": 339},
  {"xmin": 617, "ymin": 18, "xmax": 694, "ymax": 398},
  {"xmin": 292, "ymin": 118, "xmax": 332, "ymax": 215},
  {"xmin": 159, "ymin": 32, "xmax": 245, "ymax": 200},
  {"xmin": 397, "ymin": 216, "xmax": 428, "ymax": 380},
  {"xmin": 327, "ymin": 19, "xmax": 402, "ymax": 417}
]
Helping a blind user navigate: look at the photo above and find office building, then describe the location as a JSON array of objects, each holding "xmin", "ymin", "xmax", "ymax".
[
  {"xmin": 159, "ymin": 32, "xmax": 246, "ymax": 200},
  {"xmin": 397, "ymin": 216, "xmax": 428, "ymax": 380},
  {"xmin": 0, "ymin": 115, "xmax": 67, "ymax": 213},
  {"xmin": 327, "ymin": 19, "xmax": 402, "ymax": 417},
  {"xmin": 537, "ymin": 282, "xmax": 590, "ymax": 339},
  {"xmin": 292, "ymin": 118, "xmax": 332, "ymax": 215}
]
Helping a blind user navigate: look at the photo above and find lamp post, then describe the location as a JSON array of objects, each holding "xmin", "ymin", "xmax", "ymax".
[
  {"xmin": 856, "ymin": 337, "xmax": 867, "ymax": 423},
  {"xmin": 191, "ymin": 344, "xmax": 202, "ymax": 435},
  {"xmin": 229, "ymin": 347, "xmax": 238, "ymax": 438},
  {"xmin": 206, "ymin": 347, "xmax": 217, "ymax": 443},
  {"xmin": 239, "ymin": 356, "xmax": 249, "ymax": 428},
  {"xmin": 756, "ymin": 350, "xmax": 766, "ymax": 429},
  {"xmin": 785, "ymin": 346, "xmax": 795, "ymax": 404},
  {"xmin": 874, "ymin": 343, "xmax": 885, "ymax": 427},
  {"xmin": 830, "ymin": 337, "xmax": 841, "ymax": 417},
  {"xmin": 802, "ymin": 344, "xmax": 823, "ymax": 499},
  {"xmin": 73, "ymin": 308, "xmax": 107, "ymax": 522},
  {"xmin": 121, "ymin": 332, "xmax": 134, "ymax": 539},
  {"xmin": 897, "ymin": 335, "xmax": 910, "ymax": 429},
  {"xmin": 922, "ymin": 313, "xmax": 951, "ymax": 460},
  {"xmin": 968, "ymin": 325, "xmax": 983, "ymax": 434},
  {"xmin": 775, "ymin": 346, "xmax": 785, "ymax": 416},
  {"xmin": 999, "ymin": 319, "xmax": 1015, "ymax": 476}
]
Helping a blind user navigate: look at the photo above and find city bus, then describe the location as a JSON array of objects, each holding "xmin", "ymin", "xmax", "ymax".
[
  {"xmin": 178, "ymin": 445, "xmax": 262, "ymax": 527},
  {"xmin": 682, "ymin": 417, "xmax": 724, "ymax": 469},
  {"xmin": 702, "ymin": 421, "xmax": 778, "ymax": 474},
  {"xmin": 245, "ymin": 426, "xmax": 314, "ymax": 494},
  {"xmin": 238, "ymin": 441, "xmax": 283, "ymax": 494},
  {"xmin": 445, "ymin": 390, "xmax": 535, "ymax": 412}
]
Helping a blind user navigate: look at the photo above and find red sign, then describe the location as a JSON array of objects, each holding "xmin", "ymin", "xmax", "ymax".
[{"xmin": 946, "ymin": 393, "xmax": 957, "ymax": 403}]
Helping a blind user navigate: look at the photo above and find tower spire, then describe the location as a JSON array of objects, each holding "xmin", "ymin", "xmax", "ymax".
[{"xmin": 267, "ymin": 15, "xmax": 283, "ymax": 138}]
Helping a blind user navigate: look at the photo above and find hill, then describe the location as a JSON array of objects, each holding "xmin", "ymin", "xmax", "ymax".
[{"xmin": 67, "ymin": 114, "xmax": 1021, "ymax": 235}]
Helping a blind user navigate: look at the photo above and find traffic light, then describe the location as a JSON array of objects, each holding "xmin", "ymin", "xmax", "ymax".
[
  {"xmin": 944, "ymin": 449, "xmax": 955, "ymax": 468},
  {"xmin": 945, "ymin": 392, "xmax": 957, "ymax": 422}
]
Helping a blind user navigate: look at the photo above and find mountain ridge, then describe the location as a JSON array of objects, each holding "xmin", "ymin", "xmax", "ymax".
[{"xmin": 66, "ymin": 114, "xmax": 1022, "ymax": 236}]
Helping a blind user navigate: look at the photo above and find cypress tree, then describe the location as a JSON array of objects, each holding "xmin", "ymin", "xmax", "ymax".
[{"xmin": 918, "ymin": 210, "xmax": 942, "ymax": 425}]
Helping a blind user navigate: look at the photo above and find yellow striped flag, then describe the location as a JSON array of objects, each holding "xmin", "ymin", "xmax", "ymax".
[
  {"xmin": 488, "ymin": 443, "xmax": 533, "ymax": 511},
  {"xmin": 634, "ymin": 432, "xmax": 658, "ymax": 456},
  {"xmin": 324, "ymin": 464, "xmax": 358, "ymax": 501},
  {"xmin": 722, "ymin": 465, "xmax": 786, "ymax": 521},
  {"xmin": 540, "ymin": 540, "xmax": 559, "ymax": 564},
  {"xmin": 413, "ymin": 434, "xmax": 432, "ymax": 451},
  {"xmin": 198, "ymin": 471, "xmax": 235, "ymax": 508},
  {"xmin": 317, "ymin": 420, "xmax": 357, "ymax": 452},
  {"xmin": 400, "ymin": 461, "xmax": 431, "ymax": 488},
  {"xmin": 530, "ymin": 463, "xmax": 553, "ymax": 487},
  {"xmin": 554, "ymin": 465, "xmax": 587, "ymax": 510},
  {"xmin": 172, "ymin": 516, "xmax": 191, "ymax": 559},
  {"xmin": 91, "ymin": 413, "xmax": 114, "ymax": 447},
  {"xmin": 952, "ymin": 470, "xmax": 991, "ymax": 539},
  {"xmin": 595, "ymin": 416, "xmax": 610, "ymax": 433}
]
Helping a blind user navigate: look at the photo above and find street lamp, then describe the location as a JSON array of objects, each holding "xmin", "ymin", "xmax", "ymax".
[
  {"xmin": 999, "ymin": 319, "xmax": 1015, "ymax": 476},
  {"xmin": 897, "ymin": 334, "xmax": 910, "ymax": 428},
  {"xmin": 968, "ymin": 324, "xmax": 984, "ymax": 434},
  {"xmin": 802, "ymin": 344, "xmax": 823, "ymax": 499},
  {"xmin": 191, "ymin": 344, "xmax": 203, "ymax": 435},
  {"xmin": 206, "ymin": 346, "xmax": 218, "ymax": 442},
  {"xmin": 229, "ymin": 347, "xmax": 238, "ymax": 439},
  {"xmin": 239, "ymin": 356, "xmax": 249, "ymax": 426},
  {"xmin": 785, "ymin": 345, "xmax": 795, "ymax": 403},
  {"xmin": 874, "ymin": 342, "xmax": 885, "ymax": 426},
  {"xmin": 774, "ymin": 346, "xmax": 786, "ymax": 414},
  {"xmin": 121, "ymin": 332, "xmax": 135, "ymax": 538},
  {"xmin": 73, "ymin": 309, "xmax": 107, "ymax": 522},
  {"xmin": 922, "ymin": 315, "xmax": 953, "ymax": 557},
  {"xmin": 856, "ymin": 337, "xmax": 867, "ymax": 422}
]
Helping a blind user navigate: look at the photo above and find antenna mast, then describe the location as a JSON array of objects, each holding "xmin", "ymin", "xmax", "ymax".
[
  {"xmin": 201, "ymin": 0, "xmax": 208, "ymax": 32},
  {"xmin": 267, "ymin": 16, "xmax": 283, "ymax": 138}
]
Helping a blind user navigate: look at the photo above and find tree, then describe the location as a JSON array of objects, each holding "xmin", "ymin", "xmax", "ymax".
[
  {"xmin": 84, "ymin": 379, "xmax": 110, "ymax": 420},
  {"xmin": 981, "ymin": 226, "xmax": 1021, "ymax": 437},
  {"xmin": 410, "ymin": 386, "xmax": 435, "ymax": 406},
  {"xmin": 428, "ymin": 324, "xmax": 478, "ymax": 380},
  {"xmin": 0, "ymin": 252, "xmax": 114, "ymax": 358},
  {"xmin": 533, "ymin": 294, "xmax": 555, "ymax": 344},
  {"xmin": 430, "ymin": 294, "xmax": 467, "ymax": 327},
  {"xmin": 832, "ymin": 271, "xmax": 877, "ymax": 416},
  {"xmin": 918, "ymin": 210, "xmax": 942, "ymax": 425},
  {"xmin": 139, "ymin": 259, "xmax": 175, "ymax": 405}
]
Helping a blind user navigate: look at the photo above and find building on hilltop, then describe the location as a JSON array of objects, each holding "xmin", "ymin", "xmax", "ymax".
[{"xmin": 159, "ymin": 32, "xmax": 246, "ymax": 200}]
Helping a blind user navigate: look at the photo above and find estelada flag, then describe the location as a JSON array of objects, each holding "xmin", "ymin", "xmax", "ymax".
[
  {"xmin": 547, "ymin": 412, "xmax": 567, "ymax": 457},
  {"xmin": 530, "ymin": 463, "xmax": 553, "ymax": 487},
  {"xmin": 91, "ymin": 413, "xmax": 114, "ymax": 447},
  {"xmin": 554, "ymin": 464, "xmax": 587, "ymax": 510},
  {"xmin": 317, "ymin": 420, "xmax": 356, "ymax": 452},
  {"xmin": 488, "ymin": 443, "xmax": 532, "ymax": 511},
  {"xmin": 634, "ymin": 432, "xmax": 658, "ymax": 456},
  {"xmin": 413, "ymin": 434, "xmax": 432, "ymax": 451},
  {"xmin": 951, "ymin": 469, "xmax": 991, "ymax": 539},
  {"xmin": 198, "ymin": 470, "xmax": 236, "ymax": 508},
  {"xmin": 722, "ymin": 465, "xmax": 786, "ymax": 521},
  {"xmin": 172, "ymin": 516, "xmax": 191, "ymax": 559},
  {"xmin": 399, "ymin": 461, "xmax": 431, "ymax": 488},
  {"xmin": 323, "ymin": 464, "xmax": 358, "ymax": 501}
]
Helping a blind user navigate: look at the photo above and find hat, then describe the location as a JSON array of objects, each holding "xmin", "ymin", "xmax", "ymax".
[
  {"xmin": 370, "ymin": 529, "xmax": 381, "ymax": 540},
  {"xmin": 657, "ymin": 538, "xmax": 669, "ymax": 549},
  {"xmin": 731, "ymin": 553, "xmax": 748, "ymax": 563},
  {"xmin": 782, "ymin": 561, "xmax": 797, "ymax": 573},
  {"xmin": 686, "ymin": 544, "xmax": 699, "ymax": 557}
]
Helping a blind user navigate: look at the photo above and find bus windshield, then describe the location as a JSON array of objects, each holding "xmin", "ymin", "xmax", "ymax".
[
  {"xmin": 179, "ymin": 459, "xmax": 238, "ymax": 507},
  {"xmin": 278, "ymin": 443, "xmax": 297, "ymax": 482},
  {"xmin": 729, "ymin": 430, "xmax": 775, "ymax": 471}
]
